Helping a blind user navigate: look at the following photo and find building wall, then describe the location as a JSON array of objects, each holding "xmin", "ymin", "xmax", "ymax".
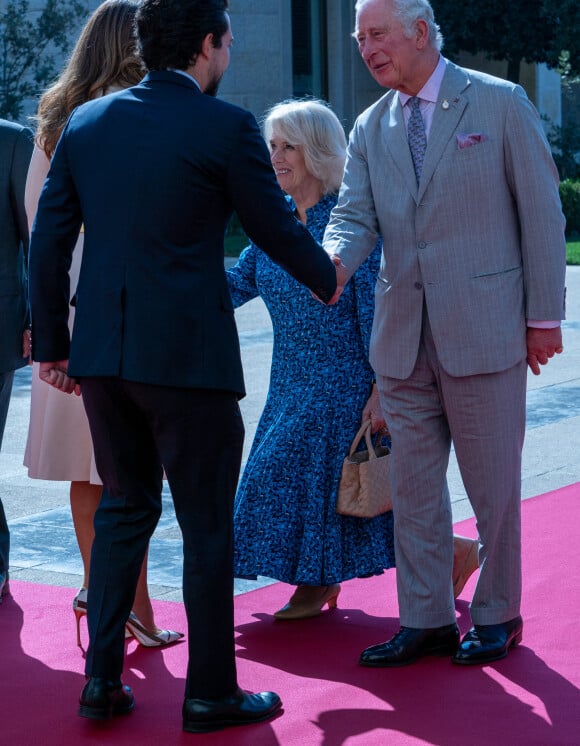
[
  {"xmin": 19, "ymin": 0, "xmax": 562, "ymax": 135},
  {"xmin": 222, "ymin": 2, "xmax": 562, "ymax": 133},
  {"xmin": 222, "ymin": 1, "xmax": 386, "ymax": 131},
  {"xmin": 220, "ymin": 1, "xmax": 293, "ymax": 118},
  {"xmin": 457, "ymin": 52, "xmax": 562, "ymax": 133}
]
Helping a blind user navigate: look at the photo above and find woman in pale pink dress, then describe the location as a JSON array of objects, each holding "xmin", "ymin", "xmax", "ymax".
[{"xmin": 24, "ymin": 0, "xmax": 182, "ymax": 650}]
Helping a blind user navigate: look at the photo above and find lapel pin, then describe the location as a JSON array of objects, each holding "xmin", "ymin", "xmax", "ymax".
[{"xmin": 441, "ymin": 99, "xmax": 450, "ymax": 110}]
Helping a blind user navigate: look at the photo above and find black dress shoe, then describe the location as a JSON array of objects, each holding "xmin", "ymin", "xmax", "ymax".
[
  {"xmin": 78, "ymin": 677, "xmax": 135, "ymax": 719},
  {"xmin": 182, "ymin": 687, "xmax": 282, "ymax": 733},
  {"xmin": 452, "ymin": 615, "xmax": 523, "ymax": 665},
  {"xmin": 359, "ymin": 624, "xmax": 460, "ymax": 667}
]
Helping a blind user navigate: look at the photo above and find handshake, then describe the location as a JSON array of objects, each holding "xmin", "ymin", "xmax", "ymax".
[{"xmin": 313, "ymin": 254, "xmax": 349, "ymax": 306}]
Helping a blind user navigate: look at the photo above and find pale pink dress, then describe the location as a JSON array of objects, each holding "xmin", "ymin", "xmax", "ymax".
[{"xmin": 23, "ymin": 144, "xmax": 101, "ymax": 484}]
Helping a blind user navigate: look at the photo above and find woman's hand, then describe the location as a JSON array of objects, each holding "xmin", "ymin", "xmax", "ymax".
[
  {"xmin": 362, "ymin": 383, "xmax": 388, "ymax": 434},
  {"xmin": 38, "ymin": 360, "xmax": 81, "ymax": 396}
]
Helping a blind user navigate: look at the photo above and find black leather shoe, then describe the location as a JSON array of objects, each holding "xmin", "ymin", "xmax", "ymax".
[
  {"xmin": 182, "ymin": 687, "xmax": 282, "ymax": 733},
  {"xmin": 452, "ymin": 615, "xmax": 523, "ymax": 665},
  {"xmin": 359, "ymin": 624, "xmax": 460, "ymax": 667},
  {"xmin": 78, "ymin": 677, "xmax": 135, "ymax": 719}
]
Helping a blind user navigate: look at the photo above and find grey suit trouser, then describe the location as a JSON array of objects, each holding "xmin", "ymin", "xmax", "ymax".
[{"xmin": 378, "ymin": 311, "xmax": 526, "ymax": 628}]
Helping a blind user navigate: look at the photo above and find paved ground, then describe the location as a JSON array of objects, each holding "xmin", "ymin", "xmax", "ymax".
[{"xmin": 1, "ymin": 265, "xmax": 579, "ymax": 605}]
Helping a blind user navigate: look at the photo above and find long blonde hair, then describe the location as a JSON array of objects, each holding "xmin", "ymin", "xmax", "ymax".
[{"xmin": 35, "ymin": 0, "xmax": 143, "ymax": 158}]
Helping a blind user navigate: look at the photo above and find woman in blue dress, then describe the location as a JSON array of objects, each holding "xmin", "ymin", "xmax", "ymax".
[
  {"xmin": 226, "ymin": 100, "xmax": 397, "ymax": 619},
  {"xmin": 228, "ymin": 100, "xmax": 479, "ymax": 618}
]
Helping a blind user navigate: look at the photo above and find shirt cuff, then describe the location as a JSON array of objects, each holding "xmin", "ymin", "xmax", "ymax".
[{"xmin": 526, "ymin": 320, "xmax": 561, "ymax": 329}]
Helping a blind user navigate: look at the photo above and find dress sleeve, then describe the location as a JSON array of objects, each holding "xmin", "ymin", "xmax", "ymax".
[
  {"xmin": 351, "ymin": 239, "xmax": 381, "ymax": 356},
  {"xmin": 225, "ymin": 243, "xmax": 260, "ymax": 308}
]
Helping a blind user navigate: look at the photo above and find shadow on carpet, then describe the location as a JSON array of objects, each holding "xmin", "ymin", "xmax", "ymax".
[{"xmin": 1, "ymin": 484, "xmax": 579, "ymax": 745}]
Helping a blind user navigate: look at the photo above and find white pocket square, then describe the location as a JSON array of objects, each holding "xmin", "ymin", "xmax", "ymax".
[{"xmin": 456, "ymin": 133, "xmax": 488, "ymax": 149}]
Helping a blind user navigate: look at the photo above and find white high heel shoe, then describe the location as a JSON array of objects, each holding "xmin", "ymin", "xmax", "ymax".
[
  {"xmin": 73, "ymin": 588, "xmax": 183, "ymax": 650},
  {"xmin": 125, "ymin": 611, "xmax": 184, "ymax": 647}
]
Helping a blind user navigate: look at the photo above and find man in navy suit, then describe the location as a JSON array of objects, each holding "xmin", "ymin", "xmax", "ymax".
[
  {"xmin": 29, "ymin": 0, "xmax": 336, "ymax": 733},
  {"xmin": 0, "ymin": 119, "xmax": 33, "ymax": 604}
]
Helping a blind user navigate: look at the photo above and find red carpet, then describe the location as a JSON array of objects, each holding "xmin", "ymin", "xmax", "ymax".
[{"xmin": 1, "ymin": 484, "xmax": 579, "ymax": 745}]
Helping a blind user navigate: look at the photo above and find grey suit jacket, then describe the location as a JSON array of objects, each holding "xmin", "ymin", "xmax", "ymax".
[
  {"xmin": 0, "ymin": 120, "xmax": 33, "ymax": 374},
  {"xmin": 324, "ymin": 60, "xmax": 567, "ymax": 379}
]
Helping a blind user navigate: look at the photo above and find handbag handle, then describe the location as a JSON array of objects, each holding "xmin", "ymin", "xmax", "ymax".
[{"xmin": 349, "ymin": 420, "xmax": 376, "ymax": 459}]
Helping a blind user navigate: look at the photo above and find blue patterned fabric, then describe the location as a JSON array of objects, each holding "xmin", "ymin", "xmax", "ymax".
[{"xmin": 226, "ymin": 194, "xmax": 395, "ymax": 585}]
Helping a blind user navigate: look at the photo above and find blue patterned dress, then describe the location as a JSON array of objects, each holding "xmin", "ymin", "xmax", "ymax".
[{"xmin": 227, "ymin": 194, "xmax": 395, "ymax": 585}]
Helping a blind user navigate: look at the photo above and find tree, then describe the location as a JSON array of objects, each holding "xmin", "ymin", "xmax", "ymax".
[
  {"xmin": 432, "ymin": 0, "xmax": 580, "ymax": 84},
  {"xmin": 0, "ymin": 0, "xmax": 87, "ymax": 121},
  {"xmin": 545, "ymin": 53, "xmax": 580, "ymax": 180}
]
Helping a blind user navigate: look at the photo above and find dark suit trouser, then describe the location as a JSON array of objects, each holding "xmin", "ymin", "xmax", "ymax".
[
  {"xmin": 0, "ymin": 370, "xmax": 15, "ymax": 575},
  {"xmin": 378, "ymin": 311, "xmax": 526, "ymax": 628},
  {"xmin": 81, "ymin": 377, "xmax": 244, "ymax": 699}
]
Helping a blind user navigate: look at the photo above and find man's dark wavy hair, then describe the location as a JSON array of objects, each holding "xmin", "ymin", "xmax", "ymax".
[{"xmin": 136, "ymin": 0, "xmax": 229, "ymax": 71}]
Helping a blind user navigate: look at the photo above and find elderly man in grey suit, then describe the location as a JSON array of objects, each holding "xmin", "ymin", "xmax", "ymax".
[
  {"xmin": 0, "ymin": 118, "xmax": 33, "ymax": 602},
  {"xmin": 324, "ymin": 0, "xmax": 566, "ymax": 666}
]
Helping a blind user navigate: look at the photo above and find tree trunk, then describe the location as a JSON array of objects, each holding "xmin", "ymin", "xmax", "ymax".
[{"xmin": 506, "ymin": 57, "xmax": 521, "ymax": 84}]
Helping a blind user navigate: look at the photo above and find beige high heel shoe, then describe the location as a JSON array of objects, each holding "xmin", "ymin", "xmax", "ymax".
[
  {"xmin": 125, "ymin": 611, "xmax": 184, "ymax": 647},
  {"xmin": 452, "ymin": 536, "xmax": 479, "ymax": 598},
  {"xmin": 274, "ymin": 583, "xmax": 341, "ymax": 620}
]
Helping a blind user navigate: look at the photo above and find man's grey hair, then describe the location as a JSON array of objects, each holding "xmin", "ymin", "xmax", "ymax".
[{"xmin": 355, "ymin": 0, "xmax": 444, "ymax": 52}]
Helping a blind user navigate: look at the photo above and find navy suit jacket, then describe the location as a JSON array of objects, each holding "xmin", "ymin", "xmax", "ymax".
[
  {"xmin": 0, "ymin": 120, "xmax": 33, "ymax": 374},
  {"xmin": 29, "ymin": 71, "xmax": 336, "ymax": 396}
]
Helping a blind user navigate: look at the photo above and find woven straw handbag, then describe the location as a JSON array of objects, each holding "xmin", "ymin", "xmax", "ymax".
[{"xmin": 336, "ymin": 420, "xmax": 392, "ymax": 518}]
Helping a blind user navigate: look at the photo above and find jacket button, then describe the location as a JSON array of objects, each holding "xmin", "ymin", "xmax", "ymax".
[
  {"xmin": 418, "ymin": 241, "xmax": 427, "ymax": 249},
  {"xmin": 414, "ymin": 282, "xmax": 423, "ymax": 290}
]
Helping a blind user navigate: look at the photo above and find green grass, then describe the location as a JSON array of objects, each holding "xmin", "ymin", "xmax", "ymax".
[
  {"xmin": 567, "ymin": 240, "xmax": 580, "ymax": 265},
  {"xmin": 224, "ymin": 233, "xmax": 248, "ymax": 257},
  {"xmin": 224, "ymin": 213, "xmax": 248, "ymax": 257}
]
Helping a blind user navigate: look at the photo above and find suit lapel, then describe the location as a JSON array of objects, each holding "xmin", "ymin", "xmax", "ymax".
[{"xmin": 418, "ymin": 63, "xmax": 471, "ymax": 201}]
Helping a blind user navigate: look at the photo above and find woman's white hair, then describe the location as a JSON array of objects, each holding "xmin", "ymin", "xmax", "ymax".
[
  {"xmin": 262, "ymin": 99, "xmax": 347, "ymax": 195},
  {"xmin": 355, "ymin": 0, "xmax": 444, "ymax": 52}
]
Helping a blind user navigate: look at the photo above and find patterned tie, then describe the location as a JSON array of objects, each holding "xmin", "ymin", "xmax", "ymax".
[{"xmin": 407, "ymin": 96, "xmax": 427, "ymax": 183}]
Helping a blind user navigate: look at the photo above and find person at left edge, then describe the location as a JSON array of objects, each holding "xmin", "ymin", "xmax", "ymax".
[
  {"xmin": 28, "ymin": 0, "xmax": 336, "ymax": 735},
  {"xmin": 0, "ymin": 118, "xmax": 33, "ymax": 604}
]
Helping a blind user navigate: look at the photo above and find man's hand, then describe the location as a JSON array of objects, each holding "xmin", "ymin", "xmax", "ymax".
[
  {"xmin": 361, "ymin": 383, "xmax": 388, "ymax": 434},
  {"xmin": 526, "ymin": 326, "xmax": 563, "ymax": 375},
  {"xmin": 39, "ymin": 360, "xmax": 81, "ymax": 395},
  {"xmin": 326, "ymin": 255, "xmax": 349, "ymax": 305}
]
